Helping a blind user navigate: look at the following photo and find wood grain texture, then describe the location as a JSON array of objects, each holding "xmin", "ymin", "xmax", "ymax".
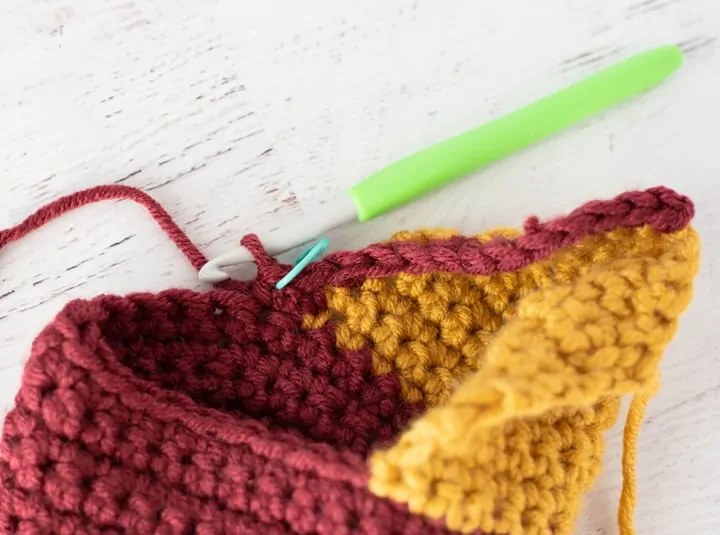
[{"xmin": 1, "ymin": 1, "xmax": 719, "ymax": 533}]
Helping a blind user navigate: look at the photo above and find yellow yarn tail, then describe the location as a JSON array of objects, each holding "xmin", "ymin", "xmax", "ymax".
[{"xmin": 619, "ymin": 387, "xmax": 655, "ymax": 535}]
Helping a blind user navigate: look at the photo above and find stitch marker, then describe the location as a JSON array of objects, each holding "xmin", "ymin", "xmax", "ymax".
[{"xmin": 275, "ymin": 238, "xmax": 330, "ymax": 289}]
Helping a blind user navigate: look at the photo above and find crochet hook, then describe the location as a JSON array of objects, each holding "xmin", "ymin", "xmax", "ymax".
[{"xmin": 199, "ymin": 45, "xmax": 683, "ymax": 283}]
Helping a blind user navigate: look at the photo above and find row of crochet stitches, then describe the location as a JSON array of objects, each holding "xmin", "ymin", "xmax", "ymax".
[
  {"xmin": 0, "ymin": 186, "xmax": 696, "ymax": 535},
  {"xmin": 244, "ymin": 186, "xmax": 693, "ymax": 289}
]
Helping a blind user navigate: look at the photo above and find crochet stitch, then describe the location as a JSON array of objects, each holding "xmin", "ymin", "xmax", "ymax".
[{"xmin": 0, "ymin": 185, "xmax": 699, "ymax": 535}]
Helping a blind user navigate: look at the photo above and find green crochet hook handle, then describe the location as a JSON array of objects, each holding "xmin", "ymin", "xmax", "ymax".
[{"xmin": 349, "ymin": 45, "xmax": 683, "ymax": 221}]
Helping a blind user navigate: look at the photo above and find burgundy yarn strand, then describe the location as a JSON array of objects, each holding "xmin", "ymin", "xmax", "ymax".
[{"xmin": 0, "ymin": 185, "xmax": 208, "ymax": 272}]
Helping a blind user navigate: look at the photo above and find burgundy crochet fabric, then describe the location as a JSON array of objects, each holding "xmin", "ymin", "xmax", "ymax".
[{"xmin": 0, "ymin": 186, "xmax": 693, "ymax": 534}]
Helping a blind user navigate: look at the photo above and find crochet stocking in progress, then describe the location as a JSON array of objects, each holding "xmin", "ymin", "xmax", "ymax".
[{"xmin": 0, "ymin": 185, "xmax": 699, "ymax": 535}]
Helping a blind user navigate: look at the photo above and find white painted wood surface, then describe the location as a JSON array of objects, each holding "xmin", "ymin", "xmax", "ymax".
[{"xmin": 1, "ymin": 1, "xmax": 719, "ymax": 533}]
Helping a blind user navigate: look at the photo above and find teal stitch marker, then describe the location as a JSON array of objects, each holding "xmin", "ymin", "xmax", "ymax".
[{"xmin": 275, "ymin": 238, "xmax": 330, "ymax": 289}]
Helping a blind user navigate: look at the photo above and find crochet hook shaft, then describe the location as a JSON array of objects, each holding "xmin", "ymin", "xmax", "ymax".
[{"xmin": 200, "ymin": 45, "xmax": 683, "ymax": 283}]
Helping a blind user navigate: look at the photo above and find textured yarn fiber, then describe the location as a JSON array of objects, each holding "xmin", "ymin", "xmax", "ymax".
[{"xmin": 0, "ymin": 186, "xmax": 699, "ymax": 535}]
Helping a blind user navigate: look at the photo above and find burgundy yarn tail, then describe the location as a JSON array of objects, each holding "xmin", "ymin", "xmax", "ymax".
[{"xmin": 0, "ymin": 185, "xmax": 207, "ymax": 272}]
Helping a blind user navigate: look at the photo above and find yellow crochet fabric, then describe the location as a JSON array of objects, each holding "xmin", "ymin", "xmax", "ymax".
[{"xmin": 306, "ymin": 223, "xmax": 700, "ymax": 535}]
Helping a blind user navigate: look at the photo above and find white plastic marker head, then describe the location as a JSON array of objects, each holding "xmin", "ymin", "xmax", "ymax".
[{"xmin": 199, "ymin": 45, "xmax": 683, "ymax": 284}]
